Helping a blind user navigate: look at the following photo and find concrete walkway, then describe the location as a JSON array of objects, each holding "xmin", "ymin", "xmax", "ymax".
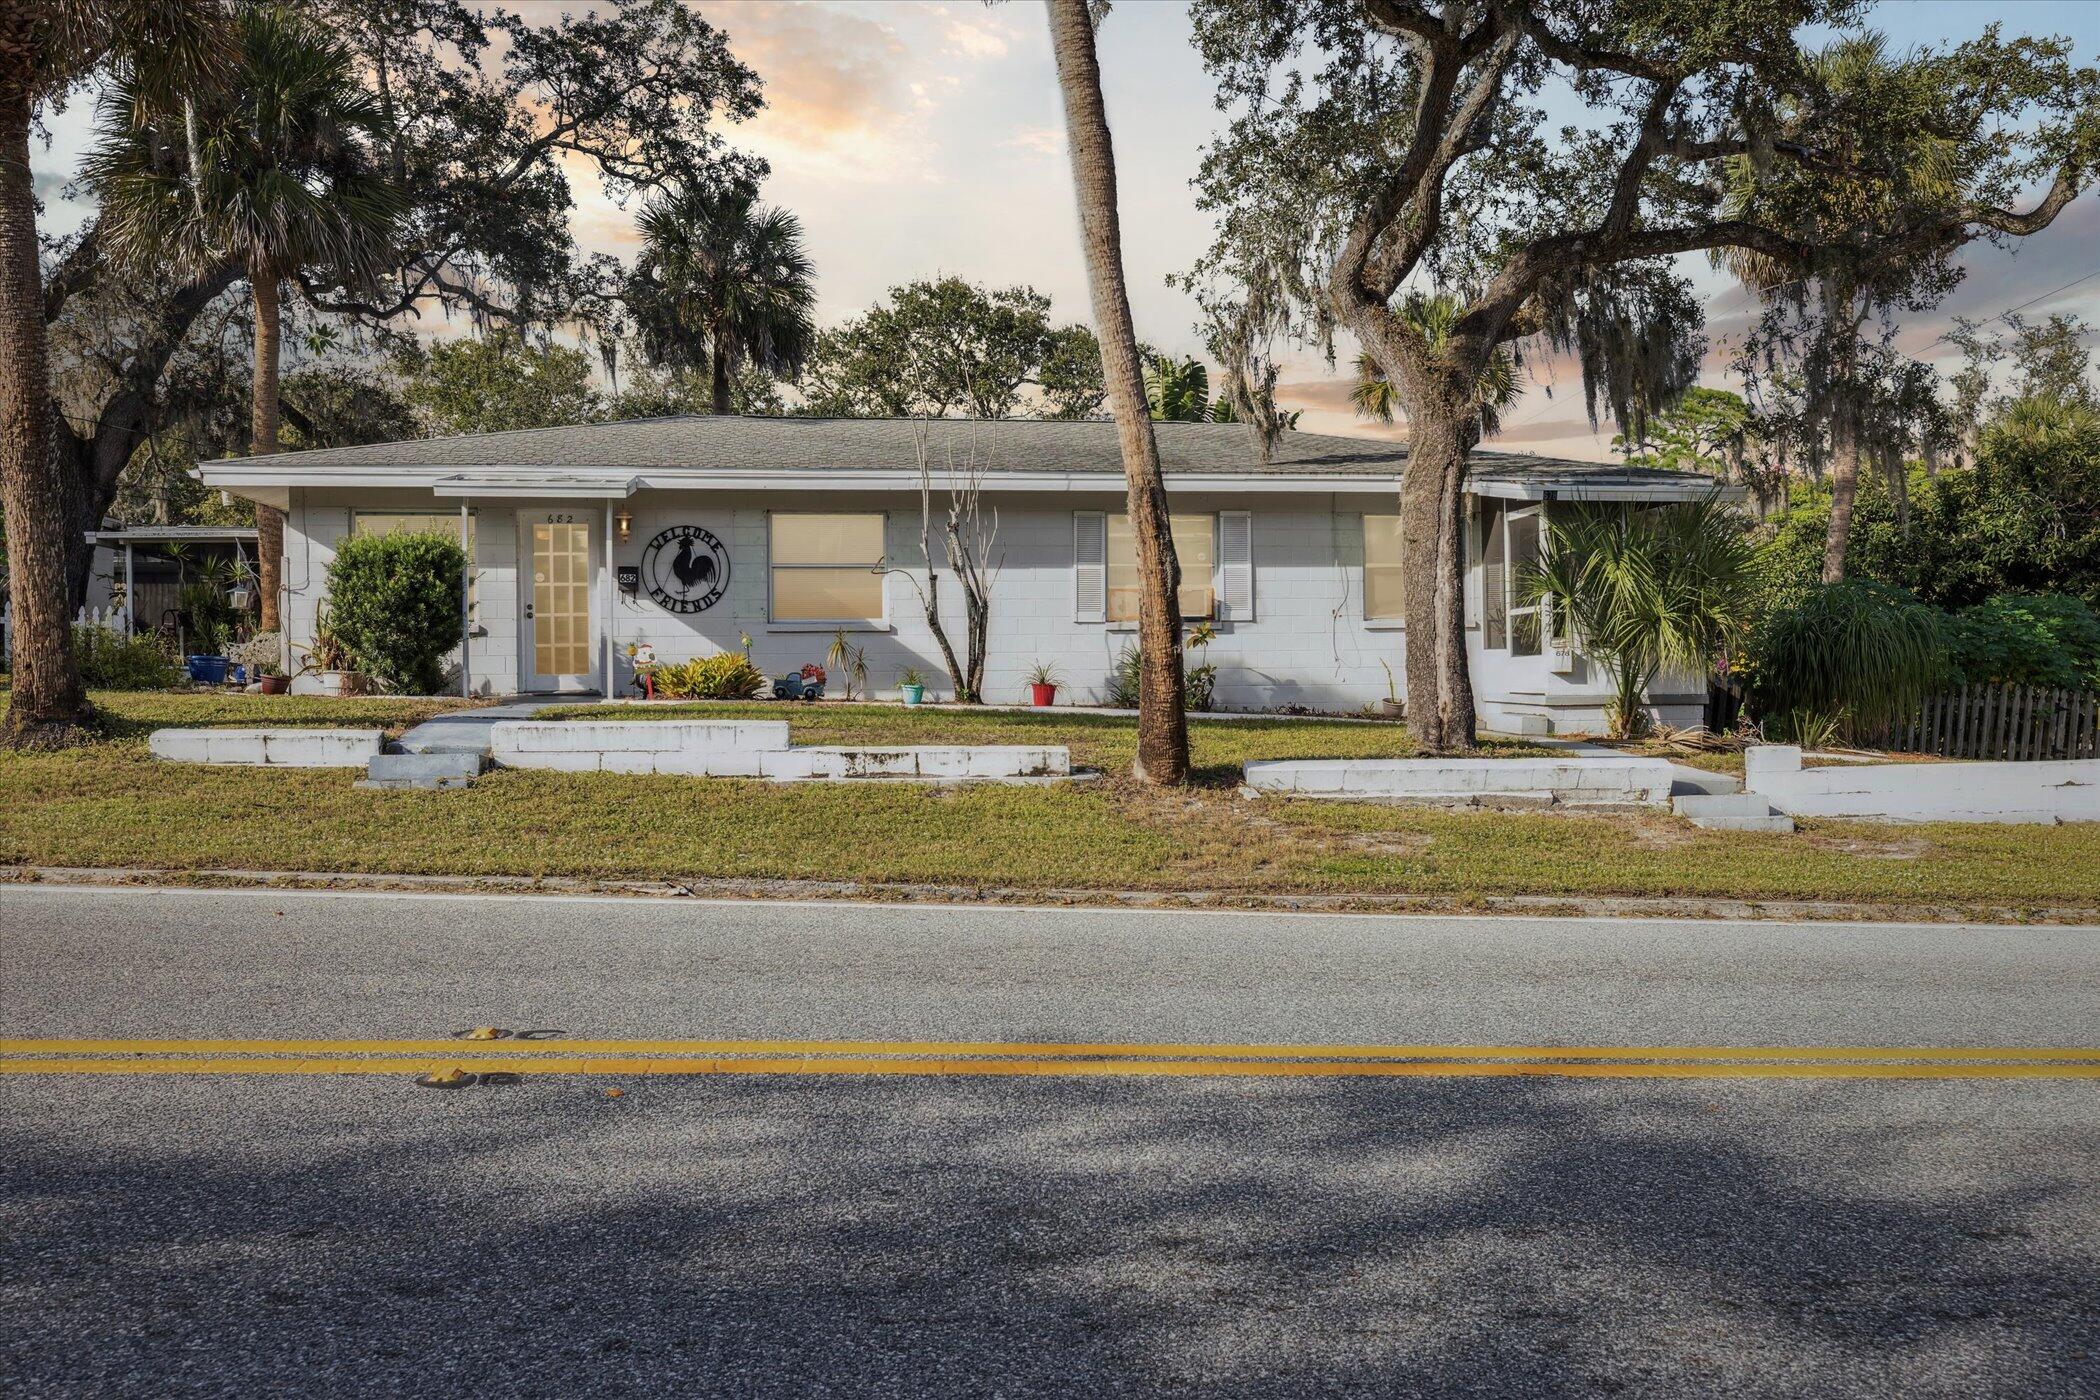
[{"xmin": 393, "ymin": 696, "xmax": 578, "ymax": 755}]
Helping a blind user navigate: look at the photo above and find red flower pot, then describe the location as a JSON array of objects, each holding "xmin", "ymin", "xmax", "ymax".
[
  {"xmin": 1029, "ymin": 682, "xmax": 1057, "ymax": 707},
  {"xmin": 258, "ymin": 674, "xmax": 290, "ymax": 695}
]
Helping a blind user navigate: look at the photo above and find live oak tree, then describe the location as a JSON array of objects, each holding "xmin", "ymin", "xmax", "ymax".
[
  {"xmin": 1714, "ymin": 30, "xmax": 2096, "ymax": 581},
  {"xmin": 0, "ymin": 0, "xmax": 228, "ymax": 747},
  {"xmin": 798, "ymin": 277, "xmax": 1092, "ymax": 421},
  {"xmin": 1189, "ymin": 0, "xmax": 2099, "ymax": 751},
  {"xmin": 1047, "ymin": 0, "xmax": 1189, "ymax": 784},
  {"xmin": 38, "ymin": 0, "xmax": 764, "ymax": 616}
]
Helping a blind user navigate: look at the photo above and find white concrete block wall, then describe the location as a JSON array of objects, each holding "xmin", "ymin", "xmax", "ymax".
[
  {"xmin": 284, "ymin": 489, "xmax": 516, "ymax": 697},
  {"xmin": 276, "ymin": 484, "xmax": 1704, "ymax": 725},
  {"xmin": 1245, "ymin": 756, "xmax": 1676, "ymax": 805},
  {"xmin": 1744, "ymin": 745, "xmax": 2100, "ymax": 823}
]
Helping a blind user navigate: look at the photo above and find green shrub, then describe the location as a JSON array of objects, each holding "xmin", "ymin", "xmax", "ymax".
[
  {"xmin": 1946, "ymin": 594, "xmax": 2100, "ymax": 690},
  {"xmin": 653, "ymin": 652, "xmax": 767, "ymax": 700},
  {"xmin": 1106, "ymin": 641, "xmax": 1215, "ymax": 711},
  {"xmin": 1746, "ymin": 580, "xmax": 1951, "ymax": 740},
  {"xmin": 72, "ymin": 625, "xmax": 180, "ymax": 690},
  {"xmin": 324, "ymin": 531, "xmax": 466, "ymax": 694}
]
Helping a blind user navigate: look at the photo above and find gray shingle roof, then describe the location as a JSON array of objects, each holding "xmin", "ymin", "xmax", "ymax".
[{"xmin": 210, "ymin": 414, "xmax": 1705, "ymax": 486}]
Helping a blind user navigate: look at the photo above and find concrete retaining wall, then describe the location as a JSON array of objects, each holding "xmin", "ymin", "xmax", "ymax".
[
  {"xmin": 1744, "ymin": 746, "xmax": 2100, "ymax": 824},
  {"xmin": 489, "ymin": 719, "xmax": 1070, "ymax": 782},
  {"xmin": 1243, "ymin": 756, "xmax": 1675, "ymax": 807},
  {"xmin": 148, "ymin": 728, "xmax": 383, "ymax": 767}
]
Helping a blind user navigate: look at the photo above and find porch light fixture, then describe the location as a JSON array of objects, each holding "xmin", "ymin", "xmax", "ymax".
[{"xmin": 614, "ymin": 508, "xmax": 633, "ymax": 543}]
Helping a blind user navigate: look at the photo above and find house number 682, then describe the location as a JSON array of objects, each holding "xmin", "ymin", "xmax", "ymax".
[{"xmin": 545, "ymin": 513, "xmax": 576, "ymax": 523}]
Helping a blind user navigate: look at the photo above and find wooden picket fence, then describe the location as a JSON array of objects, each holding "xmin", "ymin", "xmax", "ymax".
[{"xmin": 1869, "ymin": 682, "xmax": 2100, "ymax": 761}]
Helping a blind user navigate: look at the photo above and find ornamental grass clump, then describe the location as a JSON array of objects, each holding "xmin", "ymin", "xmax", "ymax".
[
  {"xmin": 1746, "ymin": 579, "xmax": 1951, "ymax": 744},
  {"xmin": 324, "ymin": 532, "xmax": 466, "ymax": 694},
  {"xmin": 653, "ymin": 653, "xmax": 767, "ymax": 700}
]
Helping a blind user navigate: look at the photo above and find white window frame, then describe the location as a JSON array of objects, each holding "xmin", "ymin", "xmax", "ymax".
[
  {"xmin": 765, "ymin": 510, "xmax": 890, "ymax": 629},
  {"xmin": 1361, "ymin": 511, "xmax": 1405, "ymax": 627},
  {"xmin": 1103, "ymin": 511, "xmax": 1218, "ymax": 625},
  {"xmin": 352, "ymin": 508, "xmax": 478, "ymax": 624}
]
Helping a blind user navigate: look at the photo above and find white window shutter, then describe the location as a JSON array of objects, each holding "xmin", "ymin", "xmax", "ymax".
[
  {"xmin": 1073, "ymin": 512, "xmax": 1106, "ymax": 622},
  {"xmin": 1218, "ymin": 511, "xmax": 1254, "ymax": 621}
]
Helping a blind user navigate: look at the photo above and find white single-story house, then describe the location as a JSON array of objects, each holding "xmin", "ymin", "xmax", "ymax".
[{"xmin": 197, "ymin": 416, "xmax": 1723, "ymax": 733}]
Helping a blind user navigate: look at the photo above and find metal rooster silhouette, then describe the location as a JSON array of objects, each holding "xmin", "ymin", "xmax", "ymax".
[{"xmin": 670, "ymin": 537, "xmax": 717, "ymax": 591}]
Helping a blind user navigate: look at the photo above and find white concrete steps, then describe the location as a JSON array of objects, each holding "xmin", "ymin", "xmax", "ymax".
[{"xmin": 1672, "ymin": 792, "xmax": 1794, "ymax": 833}]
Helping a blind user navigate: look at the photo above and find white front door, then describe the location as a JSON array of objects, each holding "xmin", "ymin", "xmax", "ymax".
[{"xmin": 519, "ymin": 511, "xmax": 598, "ymax": 692}]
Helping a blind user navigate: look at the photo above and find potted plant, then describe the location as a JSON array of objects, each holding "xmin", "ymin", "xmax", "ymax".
[
  {"xmin": 255, "ymin": 659, "xmax": 290, "ymax": 695},
  {"xmin": 897, "ymin": 666, "xmax": 926, "ymax": 706},
  {"xmin": 1378, "ymin": 660, "xmax": 1404, "ymax": 720},
  {"xmin": 297, "ymin": 615, "xmax": 368, "ymax": 697},
  {"xmin": 1026, "ymin": 660, "xmax": 1060, "ymax": 707}
]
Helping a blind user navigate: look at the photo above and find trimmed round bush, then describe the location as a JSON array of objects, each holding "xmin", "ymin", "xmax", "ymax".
[{"xmin": 324, "ymin": 531, "xmax": 466, "ymax": 694}]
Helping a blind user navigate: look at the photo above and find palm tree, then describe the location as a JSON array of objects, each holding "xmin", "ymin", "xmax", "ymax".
[
  {"xmin": 1712, "ymin": 34, "xmax": 1955, "ymax": 583},
  {"xmin": 0, "ymin": 1, "xmax": 229, "ymax": 747},
  {"xmin": 1526, "ymin": 492, "xmax": 1758, "ymax": 739},
  {"xmin": 1045, "ymin": 0, "xmax": 1188, "ymax": 784},
  {"xmin": 1144, "ymin": 354, "xmax": 1210, "ymax": 422},
  {"xmin": 1352, "ymin": 295, "xmax": 1522, "ymax": 433},
  {"xmin": 630, "ymin": 185, "xmax": 816, "ymax": 416},
  {"xmin": 86, "ymin": 4, "xmax": 401, "ymax": 634}
]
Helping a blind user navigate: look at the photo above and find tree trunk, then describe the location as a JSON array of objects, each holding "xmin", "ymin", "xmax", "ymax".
[
  {"xmin": 1820, "ymin": 280, "xmax": 1861, "ymax": 584},
  {"xmin": 251, "ymin": 270, "xmax": 285, "ymax": 631},
  {"xmin": 0, "ymin": 108, "xmax": 91, "ymax": 747},
  {"xmin": 1399, "ymin": 398, "xmax": 1478, "ymax": 752},
  {"xmin": 1046, "ymin": 0, "xmax": 1188, "ymax": 784},
  {"xmin": 711, "ymin": 323, "xmax": 733, "ymax": 415}
]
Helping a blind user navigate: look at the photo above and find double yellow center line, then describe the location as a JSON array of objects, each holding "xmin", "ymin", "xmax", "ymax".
[{"xmin": 5, "ymin": 1037, "xmax": 2100, "ymax": 1081}]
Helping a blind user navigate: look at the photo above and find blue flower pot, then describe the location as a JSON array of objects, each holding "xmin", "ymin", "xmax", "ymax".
[{"xmin": 901, "ymin": 684, "xmax": 925, "ymax": 706}]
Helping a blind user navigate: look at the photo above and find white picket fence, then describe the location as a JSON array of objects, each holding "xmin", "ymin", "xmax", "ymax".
[{"xmin": 0, "ymin": 604, "xmax": 129, "ymax": 668}]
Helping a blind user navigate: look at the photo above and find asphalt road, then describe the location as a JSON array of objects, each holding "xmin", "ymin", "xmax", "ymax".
[{"xmin": 3, "ymin": 886, "xmax": 2099, "ymax": 1397}]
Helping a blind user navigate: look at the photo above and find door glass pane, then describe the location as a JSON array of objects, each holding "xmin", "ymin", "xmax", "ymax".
[
  {"xmin": 532, "ymin": 522, "xmax": 590, "ymax": 676},
  {"xmin": 1482, "ymin": 505, "xmax": 1507, "ymax": 649},
  {"xmin": 1508, "ymin": 510, "xmax": 1542, "ymax": 658}
]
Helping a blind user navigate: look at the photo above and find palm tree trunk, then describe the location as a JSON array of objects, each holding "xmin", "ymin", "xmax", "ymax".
[
  {"xmin": 0, "ymin": 106, "xmax": 91, "ymax": 748},
  {"xmin": 711, "ymin": 323, "xmax": 732, "ymax": 415},
  {"xmin": 251, "ymin": 270, "xmax": 285, "ymax": 632},
  {"xmin": 1045, "ymin": 0, "xmax": 1188, "ymax": 785}
]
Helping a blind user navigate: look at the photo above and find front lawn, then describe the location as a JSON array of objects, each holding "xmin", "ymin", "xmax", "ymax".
[
  {"xmin": 2, "ymin": 686, "xmax": 479, "ymax": 742},
  {"xmin": 0, "ymin": 691, "xmax": 2095, "ymax": 915}
]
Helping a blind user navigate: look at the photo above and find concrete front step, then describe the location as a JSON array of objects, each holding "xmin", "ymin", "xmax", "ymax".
[
  {"xmin": 1673, "ymin": 792, "xmax": 1794, "ymax": 833},
  {"xmin": 358, "ymin": 751, "xmax": 489, "ymax": 791}
]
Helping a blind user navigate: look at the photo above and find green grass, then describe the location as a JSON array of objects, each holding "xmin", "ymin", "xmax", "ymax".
[
  {"xmin": 68, "ymin": 689, "xmax": 479, "ymax": 741},
  {"xmin": 0, "ymin": 691, "xmax": 2093, "ymax": 912}
]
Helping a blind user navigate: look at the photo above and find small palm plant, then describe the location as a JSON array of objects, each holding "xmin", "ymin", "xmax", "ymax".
[{"xmin": 1525, "ymin": 491, "xmax": 1758, "ymax": 739}]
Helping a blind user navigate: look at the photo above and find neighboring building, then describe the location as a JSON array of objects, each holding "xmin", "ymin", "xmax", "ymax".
[{"xmin": 197, "ymin": 416, "xmax": 1723, "ymax": 733}]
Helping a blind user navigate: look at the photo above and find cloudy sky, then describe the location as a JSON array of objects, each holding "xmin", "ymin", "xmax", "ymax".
[{"xmin": 36, "ymin": 0, "xmax": 2100, "ymax": 459}]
